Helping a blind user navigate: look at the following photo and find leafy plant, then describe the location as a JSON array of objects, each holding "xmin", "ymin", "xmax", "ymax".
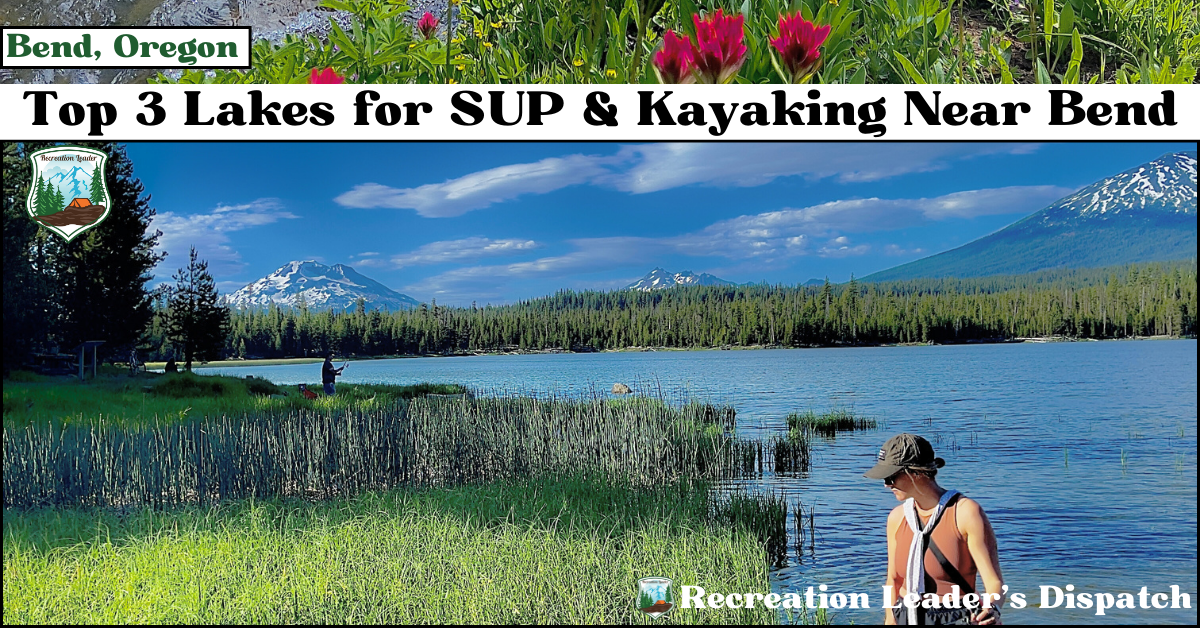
[{"xmin": 148, "ymin": 0, "xmax": 1199, "ymax": 85}]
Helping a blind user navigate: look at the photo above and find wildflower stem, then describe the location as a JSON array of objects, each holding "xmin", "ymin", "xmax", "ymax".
[
  {"xmin": 445, "ymin": 2, "xmax": 453, "ymax": 83},
  {"xmin": 629, "ymin": 15, "xmax": 648, "ymax": 82}
]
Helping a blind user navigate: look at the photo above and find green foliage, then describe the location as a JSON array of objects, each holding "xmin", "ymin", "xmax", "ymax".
[
  {"xmin": 2, "ymin": 143, "xmax": 52, "ymax": 373},
  {"xmin": 172, "ymin": 262, "xmax": 1198, "ymax": 362},
  {"xmin": 88, "ymin": 165, "xmax": 106, "ymax": 206},
  {"xmin": 4, "ymin": 370, "xmax": 45, "ymax": 383},
  {"xmin": 2, "ymin": 143, "xmax": 165, "ymax": 367},
  {"xmin": 143, "ymin": 0, "xmax": 1198, "ymax": 83},
  {"xmin": 3, "ymin": 393, "xmax": 761, "ymax": 508},
  {"xmin": 2, "ymin": 475, "xmax": 777, "ymax": 624},
  {"xmin": 165, "ymin": 247, "xmax": 231, "ymax": 371},
  {"xmin": 150, "ymin": 372, "xmax": 240, "ymax": 398},
  {"xmin": 2, "ymin": 374, "xmax": 468, "ymax": 428},
  {"xmin": 786, "ymin": 408, "xmax": 877, "ymax": 437}
]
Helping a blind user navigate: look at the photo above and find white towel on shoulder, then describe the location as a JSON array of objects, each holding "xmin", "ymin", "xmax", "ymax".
[{"xmin": 902, "ymin": 489, "xmax": 959, "ymax": 625}]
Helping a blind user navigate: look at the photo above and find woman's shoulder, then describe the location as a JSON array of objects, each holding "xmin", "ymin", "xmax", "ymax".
[
  {"xmin": 953, "ymin": 494, "xmax": 985, "ymax": 516},
  {"xmin": 951, "ymin": 495, "xmax": 992, "ymax": 538}
]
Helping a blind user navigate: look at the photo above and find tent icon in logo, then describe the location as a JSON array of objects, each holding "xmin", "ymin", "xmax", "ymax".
[{"xmin": 637, "ymin": 577, "xmax": 675, "ymax": 618}]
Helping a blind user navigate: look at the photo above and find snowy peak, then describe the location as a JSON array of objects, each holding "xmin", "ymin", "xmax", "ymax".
[
  {"xmin": 1036, "ymin": 151, "xmax": 1197, "ymax": 226},
  {"xmin": 627, "ymin": 268, "xmax": 733, "ymax": 291},
  {"xmin": 46, "ymin": 165, "xmax": 92, "ymax": 199},
  {"xmin": 863, "ymin": 151, "xmax": 1197, "ymax": 282},
  {"xmin": 225, "ymin": 260, "xmax": 419, "ymax": 311}
]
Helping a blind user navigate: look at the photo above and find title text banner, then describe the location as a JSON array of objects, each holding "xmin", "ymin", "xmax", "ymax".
[{"xmin": 0, "ymin": 84, "xmax": 1195, "ymax": 141}]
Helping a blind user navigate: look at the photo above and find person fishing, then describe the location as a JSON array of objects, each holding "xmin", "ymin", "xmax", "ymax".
[
  {"xmin": 866, "ymin": 433, "xmax": 1005, "ymax": 625},
  {"xmin": 322, "ymin": 355, "xmax": 348, "ymax": 396}
]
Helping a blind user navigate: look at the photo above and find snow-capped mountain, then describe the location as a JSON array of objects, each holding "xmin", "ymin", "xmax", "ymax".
[
  {"xmin": 1035, "ymin": 151, "xmax": 1196, "ymax": 225},
  {"xmin": 866, "ymin": 151, "xmax": 1197, "ymax": 282},
  {"xmin": 225, "ymin": 261, "xmax": 420, "ymax": 311},
  {"xmin": 46, "ymin": 165, "xmax": 92, "ymax": 199},
  {"xmin": 627, "ymin": 268, "xmax": 733, "ymax": 291}
]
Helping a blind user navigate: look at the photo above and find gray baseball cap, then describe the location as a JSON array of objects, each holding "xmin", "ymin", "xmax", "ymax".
[{"xmin": 863, "ymin": 433, "xmax": 945, "ymax": 479}]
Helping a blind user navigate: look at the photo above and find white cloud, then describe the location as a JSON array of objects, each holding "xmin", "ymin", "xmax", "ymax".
[
  {"xmin": 402, "ymin": 237, "xmax": 658, "ymax": 303},
  {"xmin": 216, "ymin": 280, "xmax": 247, "ymax": 294},
  {"xmin": 390, "ymin": 237, "xmax": 542, "ymax": 268},
  {"xmin": 152, "ymin": 198, "xmax": 297, "ymax": 278},
  {"xmin": 603, "ymin": 143, "xmax": 1043, "ymax": 193},
  {"xmin": 666, "ymin": 186, "xmax": 1073, "ymax": 261},
  {"xmin": 818, "ymin": 237, "xmax": 871, "ymax": 258},
  {"xmin": 334, "ymin": 144, "xmax": 1044, "ymax": 216},
  {"xmin": 400, "ymin": 183, "xmax": 1071, "ymax": 302},
  {"xmin": 333, "ymin": 155, "xmax": 613, "ymax": 217},
  {"xmin": 883, "ymin": 244, "xmax": 927, "ymax": 256}
]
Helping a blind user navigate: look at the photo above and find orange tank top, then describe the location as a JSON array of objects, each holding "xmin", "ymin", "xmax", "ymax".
[{"xmin": 892, "ymin": 494, "xmax": 978, "ymax": 596}]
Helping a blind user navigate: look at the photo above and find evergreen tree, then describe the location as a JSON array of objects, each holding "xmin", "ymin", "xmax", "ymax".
[
  {"xmin": 45, "ymin": 142, "xmax": 165, "ymax": 358},
  {"xmin": 89, "ymin": 164, "xmax": 106, "ymax": 205},
  {"xmin": 33, "ymin": 175, "xmax": 52, "ymax": 216},
  {"xmin": 2, "ymin": 142, "xmax": 56, "ymax": 372},
  {"xmin": 51, "ymin": 185, "xmax": 65, "ymax": 213},
  {"xmin": 166, "ymin": 247, "xmax": 230, "ymax": 371}
]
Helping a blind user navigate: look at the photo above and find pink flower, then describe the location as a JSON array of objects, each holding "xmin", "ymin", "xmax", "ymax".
[
  {"xmin": 770, "ymin": 13, "xmax": 831, "ymax": 83},
  {"xmin": 652, "ymin": 31, "xmax": 697, "ymax": 84},
  {"xmin": 418, "ymin": 12, "xmax": 439, "ymax": 40},
  {"xmin": 309, "ymin": 67, "xmax": 344, "ymax": 84},
  {"xmin": 691, "ymin": 9, "xmax": 747, "ymax": 84}
]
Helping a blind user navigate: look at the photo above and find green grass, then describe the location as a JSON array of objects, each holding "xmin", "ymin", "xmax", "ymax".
[
  {"xmin": 785, "ymin": 409, "xmax": 877, "ymax": 438},
  {"xmin": 3, "ymin": 475, "xmax": 778, "ymax": 624},
  {"xmin": 4, "ymin": 387, "xmax": 760, "ymax": 508},
  {"xmin": 144, "ymin": 357, "xmax": 324, "ymax": 369},
  {"xmin": 2, "ymin": 373, "xmax": 467, "ymax": 429}
]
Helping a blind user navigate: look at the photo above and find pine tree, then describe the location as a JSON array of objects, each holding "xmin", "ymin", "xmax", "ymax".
[
  {"xmin": 46, "ymin": 142, "xmax": 165, "ymax": 358},
  {"xmin": 89, "ymin": 164, "xmax": 106, "ymax": 205},
  {"xmin": 3, "ymin": 142, "xmax": 56, "ymax": 372},
  {"xmin": 166, "ymin": 247, "xmax": 230, "ymax": 371},
  {"xmin": 33, "ymin": 175, "xmax": 52, "ymax": 216},
  {"xmin": 51, "ymin": 185, "xmax": 65, "ymax": 213}
]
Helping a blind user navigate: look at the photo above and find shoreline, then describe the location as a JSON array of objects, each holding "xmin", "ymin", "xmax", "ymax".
[{"xmin": 149, "ymin": 334, "xmax": 1193, "ymax": 369}]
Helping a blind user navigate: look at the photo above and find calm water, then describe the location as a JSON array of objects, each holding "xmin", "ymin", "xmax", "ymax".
[{"xmin": 197, "ymin": 340, "xmax": 1198, "ymax": 624}]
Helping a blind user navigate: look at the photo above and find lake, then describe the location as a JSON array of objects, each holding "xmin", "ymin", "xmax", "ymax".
[{"xmin": 196, "ymin": 340, "xmax": 1198, "ymax": 624}]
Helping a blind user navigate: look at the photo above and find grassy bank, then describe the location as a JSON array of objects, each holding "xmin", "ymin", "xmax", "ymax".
[
  {"xmin": 3, "ymin": 475, "xmax": 779, "ymax": 624},
  {"xmin": 143, "ymin": 357, "xmax": 323, "ymax": 369},
  {"xmin": 2, "ymin": 372, "xmax": 467, "ymax": 429},
  {"xmin": 4, "ymin": 392, "xmax": 758, "ymax": 508}
]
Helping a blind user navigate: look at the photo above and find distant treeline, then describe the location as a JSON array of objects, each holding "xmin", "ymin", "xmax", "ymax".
[{"xmin": 145, "ymin": 262, "xmax": 1197, "ymax": 360}]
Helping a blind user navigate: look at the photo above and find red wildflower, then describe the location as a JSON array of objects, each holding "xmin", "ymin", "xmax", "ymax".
[
  {"xmin": 309, "ymin": 67, "xmax": 344, "ymax": 84},
  {"xmin": 691, "ymin": 9, "xmax": 747, "ymax": 84},
  {"xmin": 418, "ymin": 12, "xmax": 439, "ymax": 40},
  {"xmin": 652, "ymin": 30, "xmax": 697, "ymax": 84},
  {"xmin": 770, "ymin": 13, "xmax": 831, "ymax": 83}
]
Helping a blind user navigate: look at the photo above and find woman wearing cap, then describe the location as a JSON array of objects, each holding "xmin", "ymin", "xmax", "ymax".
[{"xmin": 866, "ymin": 433, "xmax": 1005, "ymax": 625}]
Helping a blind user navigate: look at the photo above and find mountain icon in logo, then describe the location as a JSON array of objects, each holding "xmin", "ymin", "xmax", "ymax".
[
  {"xmin": 637, "ymin": 577, "xmax": 675, "ymax": 618},
  {"xmin": 26, "ymin": 146, "xmax": 111, "ymax": 242}
]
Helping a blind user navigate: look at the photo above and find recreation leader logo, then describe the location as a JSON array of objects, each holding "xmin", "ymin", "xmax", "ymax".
[
  {"xmin": 26, "ymin": 146, "xmax": 111, "ymax": 242},
  {"xmin": 637, "ymin": 577, "xmax": 675, "ymax": 618}
]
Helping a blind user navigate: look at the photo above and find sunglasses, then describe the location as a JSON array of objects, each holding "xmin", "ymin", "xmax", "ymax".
[{"xmin": 883, "ymin": 472, "xmax": 903, "ymax": 486}]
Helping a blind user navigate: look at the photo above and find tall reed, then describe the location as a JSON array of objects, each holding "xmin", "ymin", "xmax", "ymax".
[
  {"xmin": 771, "ymin": 433, "xmax": 812, "ymax": 474},
  {"xmin": 4, "ymin": 396, "xmax": 763, "ymax": 508},
  {"xmin": 786, "ymin": 409, "xmax": 877, "ymax": 438}
]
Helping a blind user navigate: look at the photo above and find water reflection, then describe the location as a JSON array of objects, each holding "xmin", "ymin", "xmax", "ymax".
[{"xmin": 197, "ymin": 340, "xmax": 1198, "ymax": 624}]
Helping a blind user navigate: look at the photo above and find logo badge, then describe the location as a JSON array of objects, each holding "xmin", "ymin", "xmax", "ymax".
[
  {"xmin": 637, "ymin": 577, "xmax": 675, "ymax": 618},
  {"xmin": 26, "ymin": 146, "xmax": 111, "ymax": 242}
]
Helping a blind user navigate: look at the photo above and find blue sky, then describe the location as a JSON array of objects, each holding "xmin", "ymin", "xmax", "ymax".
[{"xmin": 126, "ymin": 142, "xmax": 1194, "ymax": 306}]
